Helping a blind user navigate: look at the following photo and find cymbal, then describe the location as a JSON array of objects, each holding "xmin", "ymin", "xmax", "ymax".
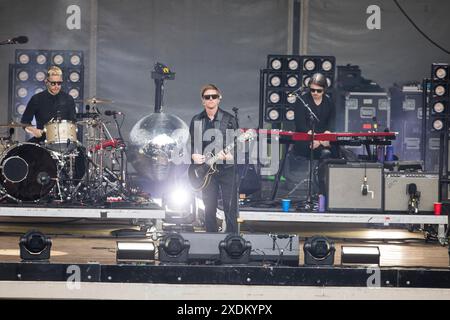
[
  {"xmin": 0, "ymin": 122, "xmax": 28, "ymax": 128},
  {"xmin": 84, "ymin": 97, "xmax": 113, "ymax": 104}
]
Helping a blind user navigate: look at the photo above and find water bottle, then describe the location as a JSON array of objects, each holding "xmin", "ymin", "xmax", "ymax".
[
  {"xmin": 385, "ymin": 145, "xmax": 394, "ymax": 161},
  {"xmin": 318, "ymin": 194, "xmax": 326, "ymax": 212}
]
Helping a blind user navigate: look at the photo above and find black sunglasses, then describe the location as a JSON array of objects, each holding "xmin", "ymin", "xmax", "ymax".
[
  {"xmin": 48, "ymin": 81, "xmax": 63, "ymax": 86},
  {"xmin": 203, "ymin": 94, "xmax": 220, "ymax": 100},
  {"xmin": 310, "ymin": 88, "xmax": 323, "ymax": 93}
]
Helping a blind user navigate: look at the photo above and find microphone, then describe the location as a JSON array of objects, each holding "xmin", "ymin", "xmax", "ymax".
[
  {"xmin": 104, "ymin": 110, "xmax": 124, "ymax": 116},
  {"xmin": 287, "ymin": 86, "xmax": 304, "ymax": 97},
  {"xmin": 9, "ymin": 128, "xmax": 15, "ymax": 137},
  {"xmin": 1, "ymin": 36, "xmax": 28, "ymax": 45}
]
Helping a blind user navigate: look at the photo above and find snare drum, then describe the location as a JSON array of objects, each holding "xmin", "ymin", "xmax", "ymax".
[{"xmin": 44, "ymin": 120, "xmax": 78, "ymax": 152}]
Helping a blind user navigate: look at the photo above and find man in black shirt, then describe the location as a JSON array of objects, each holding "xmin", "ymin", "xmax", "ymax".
[
  {"xmin": 21, "ymin": 66, "xmax": 76, "ymax": 143},
  {"xmin": 189, "ymin": 84, "xmax": 239, "ymax": 233},
  {"xmin": 293, "ymin": 73, "xmax": 337, "ymax": 194}
]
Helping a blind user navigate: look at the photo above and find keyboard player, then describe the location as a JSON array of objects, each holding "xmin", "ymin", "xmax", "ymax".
[{"xmin": 292, "ymin": 73, "xmax": 338, "ymax": 194}]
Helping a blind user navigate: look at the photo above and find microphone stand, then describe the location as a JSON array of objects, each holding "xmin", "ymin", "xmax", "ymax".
[{"xmin": 290, "ymin": 92, "xmax": 319, "ymax": 211}]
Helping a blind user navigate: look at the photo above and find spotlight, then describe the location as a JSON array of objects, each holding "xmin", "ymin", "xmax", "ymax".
[
  {"xmin": 267, "ymin": 108, "xmax": 280, "ymax": 121},
  {"xmin": 287, "ymin": 94, "xmax": 297, "ymax": 104},
  {"xmin": 36, "ymin": 54, "xmax": 47, "ymax": 65},
  {"xmin": 52, "ymin": 54, "xmax": 64, "ymax": 65},
  {"xmin": 34, "ymin": 87, "xmax": 44, "ymax": 94},
  {"xmin": 270, "ymin": 58, "xmax": 282, "ymax": 70},
  {"xmin": 35, "ymin": 71, "xmax": 46, "ymax": 82},
  {"xmin": 158, "ymin": 232, "xmax": 190, "ymax": 263},
  {"xmin": 432, "ymin": 119, "xmax": 444, "ymax": 131},
  {"xmin": 433, "ymin": 101, "xmax": 445, "ymax": 113},
  {"xmin": 16, "ymin": 103, "xmax": 26, "ymax": 115},
  {"xmin": 286, "ymin": 75, "xmax": 298, "ymax": 87},
  {"xmin": 69, "ymin": 71, "xmax": 81, "ymax": 82},
  {"xmin": 268, "ymin": 91, "xmax": 281, "ymax": 103},
  {"xmin": 219, "ymin": 234, "xmax": 251, "ymax": 264},
  {"xmin": 19, "ymin": 230, "xmax": 52, "ymax": 261},
  {"xmin": 303, "ymin": 235, "xmax": 335, "ymax": 265},
  {"xmin": 435, "ymin": 67, "xmax": 447, "ymax": 79},
  {"xmin": 434, "ymin": 85, "xmax": 446, "ymax": 96},
  {"xmin": 303, "ymin": 59, "xmax": 316, "ymax": 71},
  {"xmin": 70, "ymin": 54, "xmax": 81, "ymax": 66},
  {"xmin": 17, "ymin": 70, "xmax": 29, "ymax": 81},
  {"xmin": 269, "ymin": 74, "xmax": 282, "ymax": 87},
  {"xmin": 302, "ymin": 75, "xmax": 311, "ymax": 87},
  {"xmin": 288, "ymin": 58, "xmax": 299, "ymax": 71},
  {"xmin": 18, "ymin": 53, "xmax": 30, "ymax": 64},
  {"xmin": 285, "ymin": 109, "xmax": 295, "ymax": 121},
  {"xmin": 116, "ymin": 241, "xmax": 155, "ymax": 263},
  {"xmin": 321, "ymin": 59, "xmax": 333, "ymax": 72},
  {"xmin": 17, "ymin": 87, "xmax": 28, "ymax": 98},
  {"xmin": 432, "ymin": 63, "xmax": 449, "ymax": 80},
  {"xmin": 341, "ymin": 246, "xmax": 380, "ymax": 265},
  {"xmin": 68, "ymin": 88, "xmax": 80, "ymax": 99},
  {"xmin": 326, "ymin": 77, "xmax": 333, "ymax": 88}
]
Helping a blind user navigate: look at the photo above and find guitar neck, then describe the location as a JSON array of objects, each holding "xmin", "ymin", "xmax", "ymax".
[{"xmin": 206, "ymin": 141, "xmax": 235, "ymax": 166}]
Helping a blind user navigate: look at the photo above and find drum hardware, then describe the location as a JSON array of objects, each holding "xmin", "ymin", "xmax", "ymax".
[
  {"xmin": 84, "ymin": 97, "xmax": 114, "ymax": 105},
  {"xmin": 0, "ymin": 122, "xmax": 29, "ymax": 128}
]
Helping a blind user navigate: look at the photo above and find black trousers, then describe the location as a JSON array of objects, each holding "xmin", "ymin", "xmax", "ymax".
[{"xmin": 202, "ymin": 166, "xmax": 238, "ymax": 233}]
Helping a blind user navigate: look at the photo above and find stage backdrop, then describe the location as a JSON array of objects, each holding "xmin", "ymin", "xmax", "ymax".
[{"xmin": 0, "ymin": 0, "xmax": 449, "ymax": 154}]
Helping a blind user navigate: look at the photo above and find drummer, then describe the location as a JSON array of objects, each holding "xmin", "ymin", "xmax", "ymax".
[{"xmin": 21, "ymin": 66, "xmax": 76, "ymax": 143}]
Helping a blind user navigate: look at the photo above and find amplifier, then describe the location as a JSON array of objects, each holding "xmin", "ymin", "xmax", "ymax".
[
  {"xmin": 327, "ymin": 162, "xmax": 383, "ymax": 212},
  {"xmin": 384, "ymin": 172, "xmax": 439, "ymax": 213}
]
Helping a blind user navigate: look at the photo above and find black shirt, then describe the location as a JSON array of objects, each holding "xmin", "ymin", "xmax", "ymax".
[
  {"xmin": 21, "ymin": 90, "xmax": 76, "ymax": 129},
  {"xmin": 293, "ymin": 92, "xmax": 334, "ymax": 157},
  {"xmin": 189, "ymin": 108, "xmax": 238, "ymax": 166}
]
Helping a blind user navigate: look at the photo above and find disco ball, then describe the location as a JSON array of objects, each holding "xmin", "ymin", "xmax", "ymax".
[{"xmin": 128, "ymin": 112, "xmax": 190, "ymax": 181}]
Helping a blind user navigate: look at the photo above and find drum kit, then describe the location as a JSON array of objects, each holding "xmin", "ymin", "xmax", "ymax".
[{"xmin": 0, "ymin": 97, "xmax": 129, "ymax": 204}]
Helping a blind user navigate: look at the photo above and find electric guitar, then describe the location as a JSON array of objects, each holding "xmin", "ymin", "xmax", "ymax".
[{"xmin": 188, "ymin": 129, "xmax": 256, "ymax": 191}]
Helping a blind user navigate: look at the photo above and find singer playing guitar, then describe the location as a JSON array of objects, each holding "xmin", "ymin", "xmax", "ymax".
[{"xmin": 189, "ymin": 84, "xmax": 239, "ymax": 233}]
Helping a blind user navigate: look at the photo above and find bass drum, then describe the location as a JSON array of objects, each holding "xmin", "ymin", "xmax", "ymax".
[{"xmin": 0, "ymin": 143, "xmax": 57, "ymax": 201}]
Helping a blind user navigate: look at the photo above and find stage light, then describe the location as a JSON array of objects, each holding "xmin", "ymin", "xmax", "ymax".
[
  {"xmin": 17, "ymin": 87, "xmax": 28, "ymax": 98},
  {"xmin": 35, "ymin": 71, "xmax": 46, "ymax": 81},
  {"xmin": 34, "ymin": 87, "xmax": 44, "ymax": 94},
  {"xmin": 69, "ymin": 88, "xmax": 80, "ymax": 99},
  {"xmin": 341, "ymin": 246, "xmax": 380, "ymax": 265},
  {"xmin": 70, "ymin": 54, "xmax": 81, "ymax": 66},
  {"xmin": 17, "ymin": 70, "xmax": 29, "ymax": 81},
  {"xmin": 432, "ymin": 63, "xmax": 449, "ymax": 81},
  {"xmin": 303, "ymin": 59, "xmax": 316, "ymax": 71},
  {"xmin": 434, "ymin": 85, "xmax": 446, "ymax": 96},
  {"xmin": 269, "ymin": 75, "xmax": 281, "ymax": 87},
  {"xmin": 16, "ymin": 103, "xmax": 26, "ymax": 115},
  {"xmin": 322, "ymin": 59, "xmax": 333, "ymax": 72},
  {"xmin": 270, "ymin": 58, "xmax": 282, "ymax": 70},
  {"xmin": 158, "ymin": 232, "xmax": 190, "ymax": 263},
  {"xmin": 433, "ymin": 101, "xmax": 445, "ymax": 113},
  {"xmin": 287, "ymin": 94, "xmax": 297, "ymax": 104},
  {"xmin": 219, "ymin": 234, "xmax": 251, "ymax": 264},
  {"xmin": 287, "ymin": 75, "xmax": 298, "ymax": 87},
  {"xmin": 19, "ymin": 230, "xmax": 52, "ymax": 261},
  {"xmin": 52, "ymin": 54, "xmax": 64, "ymax": 65},
  {"xmin": 288, "ymin": 58, "xmax": 299, "ymax": 71},
  {"xmin": 435, "ymin": 67, "xmax": 447, "ymax": 79},
  {"xmin": 285, "ymin": 109, "xmax": 295, "ymax": 121},
  {"xmin": 303, "ymin": 235, "xmax": 335, "ymax": 265},
  {"xmin": 326, "ymin": 77, "xmax": 333, "ymax": 88},
  {"xmin": 69, "ymin": 71, "xmax": 80, "ymax": 83},
  {"xmin": 268, "ymin": 91, "xmax": 281, "ymax": 103},
  {"xmin": 18, "ymin": 53, "xmax": 30, "ymax": 64},
  {"xmin": 302, "ymin": 75, "xmax": 311, "ymax": 87},
  {"xmin": 116, "ymin": 241, "xmax": 155, "ymax": 263},
  {"xmin": 36, "ymin": 54, "xmax": 47, "ymax": 65},
  {"xmin": 267, "ymin": 108, "xmax": 280, "ymax": 121},
  {"xmin": 432, "ymin": 119, "xmax": 444, "ymax": 131}
]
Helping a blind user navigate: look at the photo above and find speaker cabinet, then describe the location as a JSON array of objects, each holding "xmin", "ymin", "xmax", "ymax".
[
  {"xmin": 384, "ymin": 172, "xmax": 439, "ymax": 213},
  {"xmin": 327, "ymin": 162, "xmax": 383, "ymax": 212}
]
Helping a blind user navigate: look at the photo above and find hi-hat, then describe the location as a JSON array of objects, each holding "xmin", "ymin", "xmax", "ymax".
[
  {"xmin": 0, "ymin": 122, "xmax": 29, "ymax": 128},
  {"xmin": 84, "ymin": 97, "xmax": 113, "ymax": 104}
]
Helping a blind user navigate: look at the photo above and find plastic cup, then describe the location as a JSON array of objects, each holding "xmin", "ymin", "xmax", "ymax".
[
  {"xmin": 434, "ymin": 202, "xmax": 442, "ymax": 216},
  {"xmin": 281, "ymin": 199, "xmax": 291, "ymax": 212}
]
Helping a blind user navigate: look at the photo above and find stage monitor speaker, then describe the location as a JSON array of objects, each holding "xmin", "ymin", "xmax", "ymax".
[
  {"xmin": 242, "ymin": 234, "xmax": 299, "ymax": 266},
  {"xmin": 179, "ymin": 232, "xmax": 299, "ymax": 265},
  {"xmin": 384, "ymin": 173, "xmax": 438, "ymax": 213},
  {"xmin": 327, "ymin": 162, "xmax": 383, "ymax": 212}
]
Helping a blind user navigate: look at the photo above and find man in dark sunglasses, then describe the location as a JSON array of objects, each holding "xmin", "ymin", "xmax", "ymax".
[
  {"xmin": 21, "ymin": 66, "xmax": 76, "ymax": 142},
  {"xmin": 189, "ymin": 84, "xmax": 239, "ymax": 233},
  {"xmin": 292, "ymin": 73, "xmax": 337, "ymax": 196}
]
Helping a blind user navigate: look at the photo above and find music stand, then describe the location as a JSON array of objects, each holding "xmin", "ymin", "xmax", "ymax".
[{"xmin": 290, "ymin": 92, "xmax": 319, "ymax": 211}]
